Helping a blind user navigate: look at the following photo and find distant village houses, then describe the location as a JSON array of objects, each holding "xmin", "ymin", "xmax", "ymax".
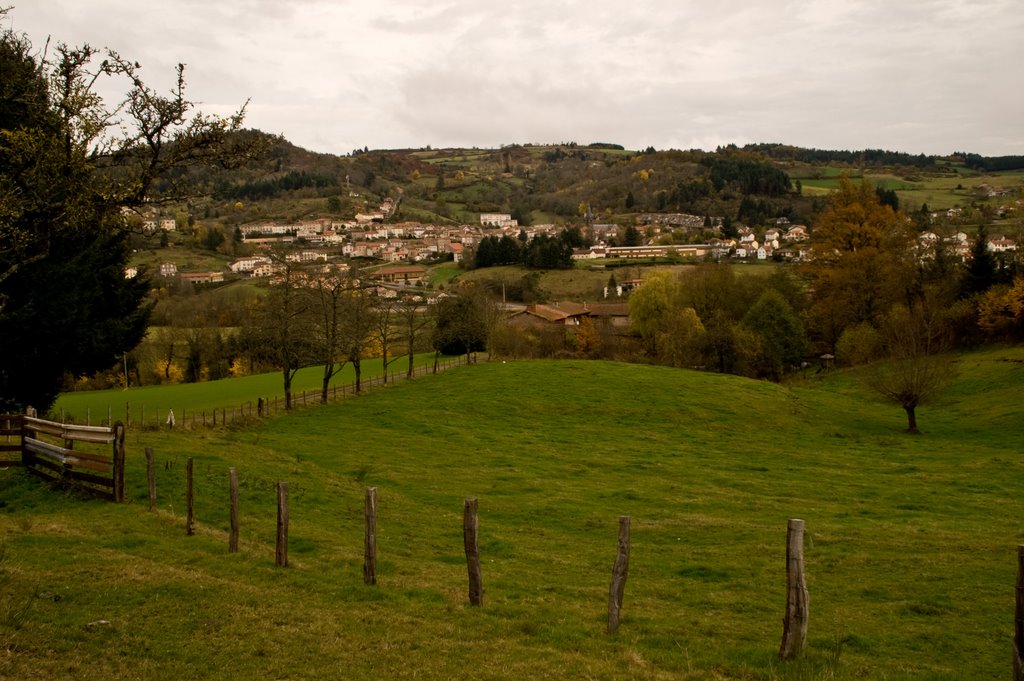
[{"xmin": 480, "ymin": 213, "xmax": 519, "ymax": 229}]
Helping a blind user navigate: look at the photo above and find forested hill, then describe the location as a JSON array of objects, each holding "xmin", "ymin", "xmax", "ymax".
[{"xmin": 177, "ymin": 133, "xmax": 1024, "ymax": 228}]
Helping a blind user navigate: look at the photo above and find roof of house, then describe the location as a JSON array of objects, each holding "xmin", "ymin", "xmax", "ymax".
[
  {"xmin": 586, "ymin": 303, "xmax": 630, "ymax": 317},
  {"xmin": 517, "ymin": 302, "xmax": 593, "ymax": 323},
  {"xmin": 372, "ymin": 265, "xmax": 428, "ymax": 277}
]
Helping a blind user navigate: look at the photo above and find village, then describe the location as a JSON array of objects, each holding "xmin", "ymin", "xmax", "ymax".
[{"xmin": 135, "ymin": 193, "xmax": 1019, "ymax": 289}]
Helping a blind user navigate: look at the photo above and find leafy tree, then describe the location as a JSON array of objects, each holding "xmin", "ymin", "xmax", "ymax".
[
  {"xmin": 741, "ymin": 289, "xmax": 807, "ymax": 380},
  {"xmin": 628, "ymin": 270, "xmax": 706, "ymax": 366},
  {"xmin": 0, "ymin": 16, "xmax": 251, "ymax": 412},
  {"xmin": 660, "ymin": 307, "xmax": 705, "ymax": 368},
  {"xmin": 677, "ymin": 264, "xmax": 747, "ymax": 322},
  {"xmin": 628, "ymin": 270, "xmax": 675, "ymax": 355},
  {"xmin": 431, "ymin": 290, "xmax": 493, "ymax": 362},
  {"xmin": 574, "ymin": 316, "xmax": 602, "ymax": 357},
  {"xmin": 701, "ymin": 313, "xmax": 761, "ymax": 376},
  {"xmin": 803, "ymin": 178, "xmax": 918, "ymax": 352},
  {"xmin": 976, "ymin": 276, "xmax": 1024, "ymax": 340},
  {"xmin": 835, "ymin": 322, "xmax": 883, "ymax": 366}
]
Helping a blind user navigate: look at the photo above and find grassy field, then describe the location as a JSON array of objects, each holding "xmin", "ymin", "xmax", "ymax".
[
  {"xmin": 2, "ymin": 347, "xmax": 1023, "ymax": 679},
  {"xmin": 53, "ymin": 354, "xmax": 446, "ymax": 428},
  {"xmin": 796, "ymin": 167, "xmax": 1024, "ymax": 211}
]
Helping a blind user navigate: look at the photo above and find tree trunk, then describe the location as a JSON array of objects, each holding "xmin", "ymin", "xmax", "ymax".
[
  {"xmin": 904, "ymin": 405, "xmax": 919, "ymax": 434},
  {"xmin": 382, "ymin": 346, "xmax": 389, "ymax": 384},
  {"xmin": 283, "ymin": 368, "xmax": 293, "ymax": 410},
  {"xmin": 353, "ymin": 357, "xmax": 362, "ymax": 393},
  {"xmin": 321, "ymin": 361, "xmax": 334, "ymax": 404}
]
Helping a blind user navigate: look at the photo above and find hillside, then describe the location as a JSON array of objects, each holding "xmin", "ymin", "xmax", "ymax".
[
  {"xmin": 2, "ymin": 347, "xmax": 1022, "ymax": 679},
  {"xmin": 154, "ymin": 135, "xmax": 1024, "ymax": 231}
]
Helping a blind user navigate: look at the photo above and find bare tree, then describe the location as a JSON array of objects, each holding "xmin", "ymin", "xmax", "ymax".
[
  {"xmin": 308, "ymin": 266, "xmax": 357, "ymax": 403},
  {"xmin": 373, "ymin": 292, "xmax": 400, "ymax": 384},
  {"xmin": 342, "ymin": 280, "xmax": 376, "ymax": 393},
  {"xmin": 866, "ymin": 303, "xmax": 955, "ymax": 433},
  {"xmin": 397, "ymin": 292, "xmax": 433, "ymax": 378},
  {"xmin": 259, "ymin": 259, "xmax": 315, "ymax": 410}
]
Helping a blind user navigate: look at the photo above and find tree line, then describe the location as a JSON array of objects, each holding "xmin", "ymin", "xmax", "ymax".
[
  {"xmin": 228, "ymin": 260, "xmax": 496, "ymax": 410},
  {"xmin": 623, "ymin": 178, "xmax": 1024, "ymax": 431},
  {"xmin": 471, "ymin": 228, "xmax": 584, "ymax": 270}
]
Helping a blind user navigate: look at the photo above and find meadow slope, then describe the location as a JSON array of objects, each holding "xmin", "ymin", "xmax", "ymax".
[{"xmin": 2, "ymin": 348, "xmax": 1023, "ymax": 680}]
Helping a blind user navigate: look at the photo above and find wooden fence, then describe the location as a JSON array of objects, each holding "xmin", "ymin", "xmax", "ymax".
[
  {"xmin": 60, "ymin": 356, "xmax": 470, "ymax": 431},
  {"xmin": 0, "ymin": 414, "xmax": 125, "ymax": 501}
]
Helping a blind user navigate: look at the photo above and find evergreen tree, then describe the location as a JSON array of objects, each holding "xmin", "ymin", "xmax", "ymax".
[
  {"xmin": 0, "ymin": 15, "xmax": 252, "ymax": 412},
  {"xmin": 622, "ymin": 225, "xmax": 642, "ymax": 247},
  {"xmin": 961, "ymin": 225, "xmax": 998, "ymax": 297}
]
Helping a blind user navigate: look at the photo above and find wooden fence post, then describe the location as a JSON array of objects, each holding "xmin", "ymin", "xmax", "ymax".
[
  {"xmin": 145, "ymin": 447, "xmax": 156, "ymax": 511},
  {"xmin": 1014, "ymin": 544, "xmax": 1024, "ymax": 681},
  {"xmin": 780, "ymin": 518, "xmax": 809, "ymax": 660},
  {"xmin": 364, "ymin": 487, "xmax": 377, "ymax": 585},
  {"xmin": 607, "ymin": 515, "xmax": 631, "ymax": 634},
  {"xmin": 229, "ymin": 468, "xmax": 240, "ymax": 554},
  {"xmin": 463, "ymin": 498, "xmax": 483, "ymax": 606},
  {"xmin": 186, "ymin": 458, "xmax": 195, "ymax": 536},
  {"xmin": 112, "ymin": 423, "xmax": 126, "ymax": 503},
  {"xmin": 276, "ymin": 482, "xmax": 288, "ymax": 568}
]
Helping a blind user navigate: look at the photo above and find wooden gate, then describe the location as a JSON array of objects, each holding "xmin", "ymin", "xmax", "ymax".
[{"xmin": 0, "ymin": 415, "xmax": 126, "ymax": 501}]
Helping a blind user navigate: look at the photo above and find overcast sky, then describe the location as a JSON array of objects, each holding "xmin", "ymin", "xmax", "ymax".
[{"xmin": 7, "ymin": 1, "xmax": 1023, "ymax": 157}]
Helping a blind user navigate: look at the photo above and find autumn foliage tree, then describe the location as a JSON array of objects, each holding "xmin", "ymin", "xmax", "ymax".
[{"xmin": 804, "ymin": 178, "xmax": 918, "ymax": 352}]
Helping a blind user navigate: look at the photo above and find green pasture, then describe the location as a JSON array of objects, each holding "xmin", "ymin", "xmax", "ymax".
[
  {"xmin": 796, "ymin": 168, "xmax": 1023, "ymax": 211},
  {"xmin": 53, "ymin": 354, "xmax": 445, "ymax": 426},
  {"xmin": 428, "ymin": 261, "xmax": 462, "ymax": 286},
  {"xmin": 2, "ymin": 346, "xmax": 1023, "ymax": 679}
]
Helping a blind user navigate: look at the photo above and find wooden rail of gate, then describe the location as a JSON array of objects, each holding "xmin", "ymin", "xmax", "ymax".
[{"xmin": 1, "ymin": 414, "xmax": 126, "ymax": 501}]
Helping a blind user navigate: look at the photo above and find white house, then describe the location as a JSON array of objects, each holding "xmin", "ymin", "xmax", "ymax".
[
  {"xmin": 480, "ymin": 213, "xmax": 518, "ymax": 228},
  {"xmin": 229, "ymin": 256, "xmax": 271, "ymax": 273},
  {"xmin": 784, "ymin": 225, "xmax": 809, "ymax": 242},
  {"xmin": 988, "ymin": 237, "xmax": 1018, "ymax": 253}
]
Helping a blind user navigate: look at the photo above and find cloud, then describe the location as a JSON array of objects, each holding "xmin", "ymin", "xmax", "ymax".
[{"xmin": 7, "ymin": 0, "xmax": 1023, "ymax": 155}]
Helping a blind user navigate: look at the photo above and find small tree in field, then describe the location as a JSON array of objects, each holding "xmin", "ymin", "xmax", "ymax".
[{"xmin": 866, "ymin": 303, "xmax": 954, "ymax": 434}]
